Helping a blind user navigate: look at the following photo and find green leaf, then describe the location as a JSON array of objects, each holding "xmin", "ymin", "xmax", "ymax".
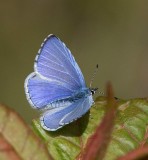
[
  {"xmin": 33, "ymin": 97, "xmax": 148, "ymax": 160},
  {"xmin": 0, "ymin": 104, "xmax": 52, "ymax": 160},
  {"xmin": 105, "ymin": 98, "xmax": 148, "ymax": 160}
]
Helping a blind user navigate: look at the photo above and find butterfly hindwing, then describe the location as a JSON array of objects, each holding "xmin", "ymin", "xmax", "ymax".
[
  {"xmin": 40, "ymin": 95, "xmax": 93, "ymax": 131},
  {"xmin": 60, "ymin": 95, "xmax": 93, "ymax": 125}
]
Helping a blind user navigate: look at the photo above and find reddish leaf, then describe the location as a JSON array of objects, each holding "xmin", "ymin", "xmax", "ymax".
[
  {"xmin": 78, "ymin": 82, "xmax": 117, "ymax": 160},
  {"xmin": 0, "ymin": 104, "xmax": 52, "ymax": 160},
  {"xmin": 117, "ymin": 146, "xmax": 148, "ymax": 160},
  {"xmin": 0, "ymin": 133, "xmax": 21, "ymax": 160}
]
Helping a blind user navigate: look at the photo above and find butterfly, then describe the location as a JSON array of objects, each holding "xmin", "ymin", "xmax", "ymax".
[{"xmin": 24, "ymin": 34, "xmax": 98, "ymax": 131}]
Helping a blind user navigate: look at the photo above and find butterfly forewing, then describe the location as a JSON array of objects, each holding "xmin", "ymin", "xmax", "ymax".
[
  {"xmin": 25, "ymin": 72, "xmax": 74, "ymax": 109},
  {"xmin": 34, "ymin": 35, "xmax": 86, "ymax": 90}
]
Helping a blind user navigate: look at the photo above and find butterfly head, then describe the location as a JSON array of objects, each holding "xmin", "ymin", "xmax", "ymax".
[{"xmin": 90, "ymin": 88, "xmax": 98, "ymax": 95}]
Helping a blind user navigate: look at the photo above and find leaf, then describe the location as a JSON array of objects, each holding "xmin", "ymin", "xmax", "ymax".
[
  {"xmin": 0, "ymin": 104, "xmax": 52, "ymax": 160},
  {"xmin": 104, "ymin": 98, "xmax": 148, "ymax": 160},
  {"xmin": 0, "ymin": 133, "xmax": 21, "ymax": 160},
  {"xmin": 117, "ymin": 146, "xmax": 148, "ymax": 160},
  {"xmin": 33, "ymin": 93, "xmax": 148, "ymax": 160},
  {"xmin": 79, "ymin": 82, "xmax": 117, "ymax": 160}
]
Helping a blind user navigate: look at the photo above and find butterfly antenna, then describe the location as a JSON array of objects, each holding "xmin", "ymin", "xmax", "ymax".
[{"xmin": 89, "ymin": 64, "xmax": 99, "ymax": 88}]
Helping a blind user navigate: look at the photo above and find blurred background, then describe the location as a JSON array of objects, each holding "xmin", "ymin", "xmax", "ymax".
[{"xmin": 0, "ymin": 0, "xmax": 148, "ymax": 123}]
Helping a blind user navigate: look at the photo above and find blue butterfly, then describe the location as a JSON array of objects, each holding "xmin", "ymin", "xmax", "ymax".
[{"xmin": 24, "ymin": 34, "xmax": 98, "ymax": 131}]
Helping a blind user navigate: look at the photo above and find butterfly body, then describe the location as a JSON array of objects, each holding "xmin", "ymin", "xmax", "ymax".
[
  {"xmin": 69, "ymin": 88, "xmax": 91, "ymax": 100},
  {"xmin": 25, "ymin": 34, "xmax": 97, "ymax": 131}
]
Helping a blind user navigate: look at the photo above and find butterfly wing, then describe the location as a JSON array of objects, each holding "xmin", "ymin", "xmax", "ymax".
[
  {"xmin": 40, "ymin": 95, "xmax": 93, "ymax": 131},
  {"xmin": 25, "ymin": 35, "xmax": 86, "ymax": 109},
  {"xmin": 34, "ymin": 34, "xmax": 86, "ymax": 90},
  {"xmin": 61, "ymin": 95, "xmax": 94, "ymax": 125},
  {"xmin": 25, "ymin": 72, "xmax": 74, "ymax": 109}
]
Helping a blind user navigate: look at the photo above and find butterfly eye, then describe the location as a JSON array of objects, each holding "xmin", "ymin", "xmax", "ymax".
[{"xmin": 91, "ymin": 88, "xmax": 98, "ymax": 95}]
